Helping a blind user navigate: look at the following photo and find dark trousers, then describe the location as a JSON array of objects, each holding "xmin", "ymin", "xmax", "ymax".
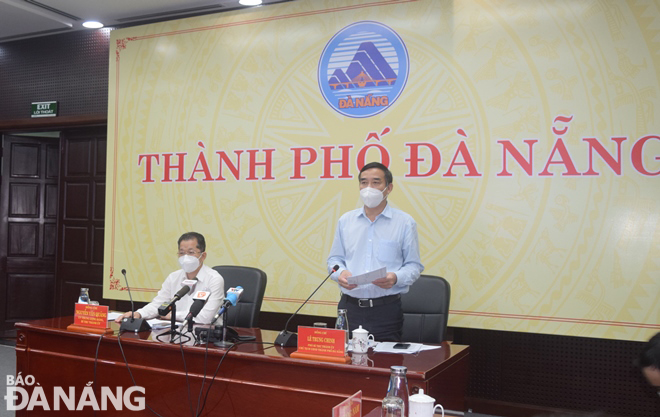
[{"xmin": 338, "ymin": 295, "xmax": 403, "ymax": 342}]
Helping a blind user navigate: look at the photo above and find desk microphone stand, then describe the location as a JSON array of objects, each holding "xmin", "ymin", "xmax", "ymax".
[
  {"xmin": 158, "ymin": 303, "xmax": 183, "ymax": 343},
  {"xmin": 213, "ymin": 309, "xmax": 233, "ymax": 349}
]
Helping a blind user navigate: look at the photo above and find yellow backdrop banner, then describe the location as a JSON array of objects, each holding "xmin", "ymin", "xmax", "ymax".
[{"xmin": 105, "ymin": 0, "xmax": 660, "ymax": 341}]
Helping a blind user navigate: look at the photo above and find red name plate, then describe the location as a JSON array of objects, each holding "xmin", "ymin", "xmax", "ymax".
[
  {"xmin": 333, "ymin": 391, "xmax": 362, "ymax": 417},
  {"xmin": 297, "ymin": 326, "xmax": 346, "ymax": 357},
  {"xmin": 73, "ymin": 304, "xmax": 109, "ymax": 329}
]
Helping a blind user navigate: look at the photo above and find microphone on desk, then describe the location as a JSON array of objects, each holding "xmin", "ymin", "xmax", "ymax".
[
  {"xmin": 274, "ymin": 265, "xmax": 339, "ymax": 347},
  {"xmin": 211, "ymin": 286, "xmax": 244, "ymax": 324},
  {"xmin": 119, "ymin": 269, "xmax": 152, "ymax": 333},
  {"xmin": 180, "ymin": 290, "xmax": 211, "ymax": 331},
  {"xmin": 157, "ymin": 280, "xmax": 196, "ymax": 317}
]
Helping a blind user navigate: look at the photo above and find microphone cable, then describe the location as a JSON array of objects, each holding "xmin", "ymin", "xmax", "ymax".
[
  {"xmin": 152, "ymin": 326, "xmax": 195, "ymax": 416},
  {"xmin": 92, "ymin": 333, "xmax": 104, "ymax": 417},
  {"xmin": 194, "ymin": 322, "xmax": 214, "ymax": 417},
  {"xmin": 195, "ymin": 340, "xmax": 277, "ymax": 417},
  {"xmin": 116, "ymin": 330, "xmax": 165, "ymax": 417},
  {"xmin": 178, "ymin": 338, "xmax": 194, "ymax": 417}
]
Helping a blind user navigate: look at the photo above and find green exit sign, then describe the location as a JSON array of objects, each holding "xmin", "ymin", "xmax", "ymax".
[{"xmin": 31, "ymin": 101, "xmax": 58, "ymax": 118}]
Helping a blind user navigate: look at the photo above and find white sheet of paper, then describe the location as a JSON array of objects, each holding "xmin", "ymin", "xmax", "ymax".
[
  {"xmin": 372, "ymin": 342, "xmax": 430, "ymax": 354},
  {"xmin": 108, "ymin": 312, "xmax": 122, "ymax": 321},
  {"xmin": 148, "ymin": 319, "xmax": 172, "ymax": 329},
  {"xmin": 347, "ymin": 267, "xmax": 387, "ymax": 286}
]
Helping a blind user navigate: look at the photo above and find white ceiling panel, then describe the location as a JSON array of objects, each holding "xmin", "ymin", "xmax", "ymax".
[
  {"xmin": 0, "ymin": 0, "xmax": 288, "ymax": 43},
  {"xmin": 0, "ymin": 1, "xmax": 73, "ymax": 41}
]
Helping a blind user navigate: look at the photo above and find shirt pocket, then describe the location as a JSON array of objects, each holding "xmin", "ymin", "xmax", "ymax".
[{"xmin": 377, "ymin": 240, "xmax": 401, "ymax": 263}]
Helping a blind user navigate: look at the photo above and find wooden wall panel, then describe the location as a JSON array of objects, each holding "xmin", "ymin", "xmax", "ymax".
[
  {"xmin": 8, "ymin": 223, "xmax": 38, "ymax": 256},
  {"xmin": 65, "ymin": 140, "xmax": 92, "ymax": 176},
  {"xmin": 61, "ymin": 226, "xmax": 88, "ymax": 264},
  {"xmin": 10, "ymin": 144, "xmax": 40, "ymax": 177},
  {"xmin": 7, "ymin": 274, "xmax": 55, "ymax": 319},
  {"xmin": 45, "ymin": 184, "xmax": 58, "ymax": 218},
  {"xmin": 63, "ymin": 183, "xmax": 90, "ymax": 219},
  {"xmin": 9, "ymin": 184, "xmax": 39, "ymax": 217},
  {"xmin": 43, "ymin": 224, "xmax": 57, "ymax": 257},
  {"xmin": 92, "ymin": 227, "xmax": 104, "ymax": 265}
]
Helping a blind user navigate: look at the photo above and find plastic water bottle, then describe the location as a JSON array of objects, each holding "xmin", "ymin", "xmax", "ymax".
[
  {"xmin": 381, "ymin": 365, "xmax": 409, "ymax": 417},
  {"xmin": 335, "ymin": 309, "xmax": 349, "ymax": 346},
  {"xmin": 78, "ymin": 288, "xmax": 90, "ymax": 304}
]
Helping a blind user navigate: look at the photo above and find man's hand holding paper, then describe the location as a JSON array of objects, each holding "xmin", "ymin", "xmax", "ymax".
[
  {"xmin": 338, "ymin": 270, "xmax": 357, "ymax": 290},
  {"xmin": 372, "ymin": 272, "xmax": 397, "ymax": 289},
  {"xmin": 346, "ymin": 267, "xmax": 387, "ymax": 286}
]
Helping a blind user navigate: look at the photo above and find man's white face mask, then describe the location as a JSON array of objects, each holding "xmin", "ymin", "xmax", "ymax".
[
  {"xmin": 360, "ymin": 187, "xmax": 385, "ymax": 208},
  {"xmin": 178, "ymin": 254, "xmax": 201, "ymax": 273}
]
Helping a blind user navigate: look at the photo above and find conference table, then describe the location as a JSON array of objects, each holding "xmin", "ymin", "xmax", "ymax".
[{"xmin": 13, "ymin": 317, "xmax": 469, "ymax": 416}]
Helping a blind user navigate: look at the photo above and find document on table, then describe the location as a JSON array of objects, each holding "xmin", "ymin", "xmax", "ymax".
[
  {"xmin": 107, "ymin": 312, "xmax": 170, "ymax": 329},
  {"xmin": 347, "ymin": 267, "xmax": 387, "ymax": 286},
  {"xmin": 108, "ymin": 312, "xmax": 122, "ymax": 321},
  {"xmin": 372, "ymin": 342, "xmax": 442, "ymax": 354}
]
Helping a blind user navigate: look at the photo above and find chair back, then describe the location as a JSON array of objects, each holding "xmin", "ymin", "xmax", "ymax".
[
  {"xmin": 400, "ymin": 275, "xmax": 450, "ymax": 344},
  {"xmin": 212, "ymin": 265, "xmax": 267, "ymax": 328}
]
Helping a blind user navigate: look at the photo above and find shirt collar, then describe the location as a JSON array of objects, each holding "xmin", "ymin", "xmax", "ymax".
[
  {"xmin": 358, "ymin": 202, "xmax": 392, "ymax": 220},
  {"xmin": 181, "ymin": 264, "xmax": 208, "ymax": 283}
]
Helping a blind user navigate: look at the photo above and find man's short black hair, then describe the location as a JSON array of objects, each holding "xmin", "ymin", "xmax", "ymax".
[
  {"xmin": 178, "ymin": 232, "xmax": 206, "ymax": 253},
  {"xmin": 359, "ymin": 162, "xmax": 393, "ymax": 185},
  {"xmin": 639, "ymin": 332, "xmax": 660, "ymax": 368}
]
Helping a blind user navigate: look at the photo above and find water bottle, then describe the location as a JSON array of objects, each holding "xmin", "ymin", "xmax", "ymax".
[
  {"xmin": 381, "ymin": 365, "xmax": 409, "ymax": 417},
  {"xmin": 78, "ymin": 288, "xmax": 90, "ymax": 304},
  {"xmin": 335, "ymin": 308, "xmax": 349, "ymax": 346}
]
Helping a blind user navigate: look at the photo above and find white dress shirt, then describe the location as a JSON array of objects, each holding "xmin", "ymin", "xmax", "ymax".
[
  {"xmin": 327, "ymin": 204, "xmax": 424, "ymax": 299},
  {"xmin": 136, "ymin": 264, "xmax": 224, "ymax": 324}
]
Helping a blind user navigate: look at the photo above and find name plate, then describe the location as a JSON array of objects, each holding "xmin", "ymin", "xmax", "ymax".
[
  {"xmin": 333, "ymin": 391, "xmax": 362, "ymax": 417},
  {"xmin": 297, "ymin": 326, "xmax": 346, "ymax": 357},
  {"xmin": 73, "ymin": 304, "xmax": 109, "ymax": 329}
]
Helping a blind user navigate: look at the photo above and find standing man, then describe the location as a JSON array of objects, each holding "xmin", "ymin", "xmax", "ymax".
[
  {"xmin": 639, "ymin": 332, "xmax": 660, "ymax": 396},
  {"xmin": 115, "ymin": 232, "xmax": 225, "ymax": 325},
  {"xmin": 327, "ymin": 162, "xmax": 424, "ymax": 341}
]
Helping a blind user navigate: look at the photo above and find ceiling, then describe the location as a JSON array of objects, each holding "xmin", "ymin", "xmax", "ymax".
[{"xmin": 0, "ymin": 0, "xmax": 287, "ymax": 43}]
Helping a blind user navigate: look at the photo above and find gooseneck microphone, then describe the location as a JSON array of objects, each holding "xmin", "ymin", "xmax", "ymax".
[
  {"xmin": 274, "ymin": 265, "xmax": 339, "ymax": 347},
  {"xmin": 119, "ymin": 269, "xmax": 152, "ymax": 333}
]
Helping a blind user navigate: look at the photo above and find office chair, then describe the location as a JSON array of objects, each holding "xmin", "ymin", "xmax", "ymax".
[
  {"xmin": 401, "ymin": 274, "xmax": 451, "ymax": 344},
  {"xmin": 212, "ymin": 265, "xmax": 267, "ymax": 328}
]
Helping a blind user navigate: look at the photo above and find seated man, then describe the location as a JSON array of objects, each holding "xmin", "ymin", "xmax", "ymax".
[
  {"xmin": 639, "ymin": 332, "xmax": 660, "ymax": 396},
  {"xmin": 115, "ymin": 232, "xmax": 224, "ymax": 325},
  {"xmin": 327, "ymin": 162, "xmax": 424, "ymax": 341}
]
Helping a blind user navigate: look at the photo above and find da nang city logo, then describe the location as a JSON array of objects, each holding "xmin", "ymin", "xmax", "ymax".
[{"xmin": 318, "ymin": 21, "xmax": 409, "ymax": 118}]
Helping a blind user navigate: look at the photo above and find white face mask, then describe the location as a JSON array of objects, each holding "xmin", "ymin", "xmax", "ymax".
[
  {"xmin": 360, "ymin": 187, "xmax": 385, "ymax": 208},
  {"xmin": 178, "ymin": 254, "xmax": 201, "ymax": 273}
]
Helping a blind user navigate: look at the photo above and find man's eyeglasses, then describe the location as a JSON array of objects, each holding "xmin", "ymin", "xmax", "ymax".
[{"xmin": 177, "ymin": 250, "xmax": 201, "ymax": 257}]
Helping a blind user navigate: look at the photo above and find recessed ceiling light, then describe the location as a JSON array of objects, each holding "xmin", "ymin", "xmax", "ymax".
[
  {"xmin": 239, "ymin": 0, "xmax": 263, "ymax": 5},
  {"xmin": 82, "ymin": 21, "xmax": 104, "ymax": 29}
]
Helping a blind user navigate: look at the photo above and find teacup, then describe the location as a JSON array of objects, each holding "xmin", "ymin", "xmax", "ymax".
[
  {"xmin": 351, "ymin": 352, "xmax": 374, "ymax": 366},
  {"xmin": 351, "ymin": 325, "xmax": 375, "ymax": 354},
  {"xmin": 409, "ymin": 389, "xmax": 444, "ymax": 417}
]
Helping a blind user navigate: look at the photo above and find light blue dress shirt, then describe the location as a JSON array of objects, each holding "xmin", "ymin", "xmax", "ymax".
[{"xmin": 327, "ymin": 204, "xmax": 424, "ymax": 299}]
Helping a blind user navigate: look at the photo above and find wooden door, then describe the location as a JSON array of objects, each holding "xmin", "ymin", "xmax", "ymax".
[
  {"xmin": 55, "ymin": 128, "xmax": 107, "ymax": 316},
  {"xmin": 0, "ymin": 135, "xmax": 59, "ymax": 332}
]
